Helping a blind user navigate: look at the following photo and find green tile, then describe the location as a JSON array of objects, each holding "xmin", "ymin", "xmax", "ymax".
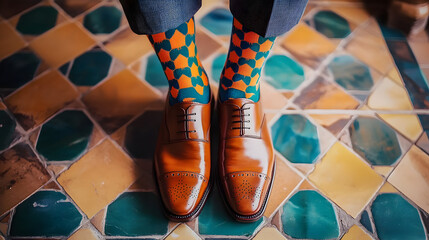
[
  {"xmin": 0, "ymin": 51, "xmax": 41, "ymax": 90},
  {"xmin": 264, "ymin": 54, "xmax": 305, "ymax": 90},
  {"xmin": 198, "ymin": 187, "xmax": 263, "ymax": 236},
  {"xmin": 282, "ymin": 190, "xmax": 339, "ymax": 239},
  {"xmin": 350, "ymin": 116, "xmax": 401, "ymax": 166},
  {"xmin": 0, "ymin": 110, "xmax": 17, "ymax": 151},
  {"xmin": 145, "ymin": 54, "xmax": 168, "ymax": 88},
  {"xmin": 271, "ymin": 114, "xmax": 320, "ymax": 164},
  {"xmin": 211, "ymin": 53, "xmax": 227, "ymax": 83},
  {"xmin": 83, "ymin": 6, "xmax": 122, "ymax": 34},
  {"xmin": 200, "ymin": 8, "xmax": 232, "ymax": 36},
  {"xmin": 371, "ymin": 193, "xmax": 426, "ymax": 240},
  {"xmin": 16, "ymin": 6, "xmax": 58, "ymax": 35},
  {"xmin": 360, "ymin": 209, "xmax": 373, "ymax": 233},
  {"xmin": 313, "ymin": 10, "xmax": 351, "ymax": 38},
  {"xmin": 68, "ymin": 49, "xmax": 112, "ymax": 86},
  {"xmin": 105, "ymin": 192, "xmax": 168, "ymax": 236},
  {"xmin": 328, "ymin": 55, "xmax": 373, "ymax": 91},
  {"xmin": 36, "ymin": 110, "xmax": 93, "ymax": 161},
  {"xmin": 10, "ymin": 190, "xmax": 82, "ymax": 237}
]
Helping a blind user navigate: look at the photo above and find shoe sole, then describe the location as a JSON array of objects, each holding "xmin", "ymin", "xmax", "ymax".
[{"xmin": 218, "ymin": 159, "xmax": 276, "ymax": 222}]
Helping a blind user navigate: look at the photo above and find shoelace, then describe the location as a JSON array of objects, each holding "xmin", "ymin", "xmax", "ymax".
[
  {"xmin": 232, "ymin": 107, "xmax": 251, "ymax": 134},
  {"xmin": 176, "ymin": 112, "xmax": 197, "ymax": 135}
]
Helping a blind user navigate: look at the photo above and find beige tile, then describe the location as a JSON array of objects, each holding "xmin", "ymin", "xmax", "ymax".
[
  {"xmin": 388, "ymin": 145, "xmax": 429, "ymax": 213},
  {"xmin": 368, "ymin": 78, "xmax": 413, "ymax": 110},
  {"xmin": 68, "ymin": 227, "xmax": 99, "ymax": 240},
  {"xmin": 30, "ymin": 22, "xmax": 95, "ymax": 68},
  {"xmin": 310, "ymin": 114, "xmax": 351, "ymax": 136},
  {"xmin": 195, "ymin": 28, "xmax": 221, "ymax": 60},
  {"xmin": 378, "ymin": 114, "xmax": 422, "ymax": 142},
  {"xmin": 264, "ymin": 156, "xmax": 302, "ymax": 217},
  {"xmin": 104, "ymin": 28, "xmax": 152, "ymax": 65},
  {"xmin": 57, "ymin": 139, "xmax": 140, "ymax": 218},
  {"xmin": 0, "ymin": 143, "xmax": 51, "ymax": 215},
  {"xmin": 341, "ymin": 225, "xmax": 372, "ymax": 240},
  {"xmin": 90, "ymin": 208, "xmax": 106, "ymax": 235},
  {"xmin": 373, "ymin": 166, "xmax": 393, "ymax": 177},
  {"xmin": 346, "ymin": 29, "xmax": 394, "ymax": 74},
  {"xmin": 330, "ymin": 7, "xmax": 371, "ymax": 25},
  {"xmin": 281, "ymin": 23, "xmax": 337, "ymax": 68},
  {"xmin": 82, "ymin": 69, "xmax": 162, "ymax": 133},
  {"xmin": 165, "ymin": 224, "xmax": 201, "ymax": 240},
  {"xmin": 387, "ymin": 68, "xmax": 404, "ymax": 86},
  {"xmin": 260, "ymin": 81, "xmax": 288, "ymax": 110},
  {"xmin": 0, "ymin": 21, "xmax": 26, "ymax": 59},
  {"xmin": 309, "ymin": 142, "xmax": 383, "ymax": 218},
  {"xmin": 253, "ymin": 227, "xmax": 287, "ymax": 240},
  {"xmin": 379, "ymin": 182, "xmax": 399, "ymax": 193},
  {"xmin": 4, "ymin": 70, "xmax": 78, "ymax": 130}
]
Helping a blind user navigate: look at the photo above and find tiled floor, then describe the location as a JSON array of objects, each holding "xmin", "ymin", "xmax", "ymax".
[{"xmin": 0, "ymin": 0, "xmax": 428, "ymax": 239}]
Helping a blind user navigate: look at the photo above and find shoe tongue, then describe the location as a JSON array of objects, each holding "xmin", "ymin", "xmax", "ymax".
[{"xmin": 224, "ymin": 98, "xmax": 255, "ymax": 107}]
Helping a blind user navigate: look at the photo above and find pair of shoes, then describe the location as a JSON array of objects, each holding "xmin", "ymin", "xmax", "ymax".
[{"xmin": 154, "ymin": 94, "xmax": 274, "ymax": 222}]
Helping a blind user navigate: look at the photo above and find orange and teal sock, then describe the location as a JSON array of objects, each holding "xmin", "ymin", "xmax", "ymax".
[
  {"xmin": 148, "ymin": 17, "xmax": 210, "ymax": 105},
  {"xmin": 219, "ymin": 18, "xmax": 275, "ymax": 102}
]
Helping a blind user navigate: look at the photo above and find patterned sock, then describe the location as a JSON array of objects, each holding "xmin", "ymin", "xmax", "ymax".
[
  {"xmin": 219, "ymin": 18, "xmax": 275, "ymax": 102},
  {"xmin": 148, "ymin": 17, "xmax": 210, "ymax": 105}
]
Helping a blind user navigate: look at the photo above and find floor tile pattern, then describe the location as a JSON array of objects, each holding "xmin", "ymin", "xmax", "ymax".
[{"xmin": 0, "ymin": 0, "xmax": 428, "ymax": 239}]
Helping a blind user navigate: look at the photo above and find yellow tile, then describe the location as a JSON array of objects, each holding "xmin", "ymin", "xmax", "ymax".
[
  {"xmin": 330, "ymin": 7, "xmax": 371, "ymax": 24},
  {"xmin": 253, "ymin": 227, "xmax": 287, "ymax": 240},
  {"xmin": 368, "ymin": 78, "xmax": 413, "ymax": 110},
  {"xmin": 4, "ymin": 70, "xmax": 78, "ymax": 130},
  {"xmin": 58, "ymin": 139, "xmax": 139, "ymax": 218},
  {"xmin": 30, "ymin": 22, "xmax": 95, "ymax": 67},
  {"xmin": 346, "ymin": 29, "xmax": 394, "ymax": 74},
  {"xmin": 388, "ymin": 145, "xmax": 429, "ymax": 213},
  {"xmin": 281, "ymin": 23, "xmax": 337, "ymax": 67},
  {"xmin": 341, "ymin": 225, "xmax": 372, "ymax": 240},
  {"xmin": 379, "ymin": 182, "xmax": 398, "ymax": 193},
  {"xmin": 104, "ymin": 28, "xmax": 152, "ymax": 65},
  {"xmin": 68, "ymin": 227, "xmax": 99, "ymax": 240},
  {"xmin": 264, "ymin": 157, "xmax": 302, "ymax": 217},
  {"xmin": 0, "ymin": 22, "xmax": 26, "ymax": 59},
  {"xmin": 387, "ymin": 68, "xmax": 403, "ymax": 86},
  {"xmin": 82, "ymin": 69, "xmax": 162, "ymax": 133},
  {"xmin": 378, "ymin": 114, "xmax": 422, "ymax": 142},
  {"xmin": 165, "ymin": 224, "xmax": 201, "ymax": 240},
  {"xmin": 309, "ymin": 142, "xmax": 383, "ymax": 218},
  {"xmin": 373, "ymin": 166, "xmax": 393, "ymax": 177},
  {"xmin": 310, "ymin": 114, "xmax": 351, "ymax": 136}
]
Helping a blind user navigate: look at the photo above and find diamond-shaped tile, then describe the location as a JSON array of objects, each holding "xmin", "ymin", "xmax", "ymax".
[
  {"xmin": 105, "ymin": 192, "xmax": 168, "ymax": 236},
  {"xmin": 0, "ymin": 110, "xmax": 18, "ymax": 151},
  {"xmin": 253, "ymin": 227, "xmax": 286, "ymax": 240},
  {"xmin": 83, "ymin": 6, "xmax": 122, "ymax": 34},
  {"xmin": 16, "ymin": 6, "xmax": 58, "ymax": 35},
  {"xmin": 0, "ymin": 22, "xmax": 26, "ymax": 59},
  {"xmin": 0, "ymin": 143, "xmax": 51, "ymax": 215},
  {"xmin": 264, "ymin": 54, "xmax": 305, "ymax": 90},
  {"xmin": 200, "ymin": 8, "xmax": 232, "ymax": 36},
  {"xmin": 271, "ymin": 114, "xmax": 320, "ymax": 164},
  {"xmin": 282, "ymin": 190, "xmax": 339, "ymax": 239},
  {"xmin": 349, "ymin": 116, "xmax": 401, "ymax": 166},
  {"xmin": 309, "ymin": 142, "xmax": 383, "ymax": 218},
  {"xmin": 368, "ymin": 77, "xmax": 413, "ymax": 110},
  {"xmin": 36, "ymin": 110, "xmax": 94, "ymax": 162},
  {"xmin": 341, "ymin": 225, "xmax": 371, "ymax": 240},
  {"xmin": 10, "ymin": 190, "xmax": 82, "ymax": 237},
  {"xmin": 57, "ymin": 139, "xmax": 140, "ymax": 218},
  {"xmin": 165, "ymin": 224, "xmax": 200, "ymax": 240}
]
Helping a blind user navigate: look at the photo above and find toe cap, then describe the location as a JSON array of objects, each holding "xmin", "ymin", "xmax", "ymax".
[{"xmin": 159, "ymin": 171, "xmax": 208, "ymax": 216}]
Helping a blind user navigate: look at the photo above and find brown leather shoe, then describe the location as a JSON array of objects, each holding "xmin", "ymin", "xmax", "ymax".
[
  {"xmin": 218, "ymin": 98, "xmax": 275, "ymax": 222},
  {"xmin": 154, "ymin": 96, "xmax": 213, "ymax": 221}
]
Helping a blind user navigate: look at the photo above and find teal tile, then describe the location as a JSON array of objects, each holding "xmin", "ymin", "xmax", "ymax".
[
  {"xmin": 200, "ymin": 8, "xmax": 233, "ymax": 36},
  {"xmin": 349, "ymin": 116, "xmax": 401, "ymax": 166},
  {"xmin": 105, "ymin": 192, "xmax": 168, "ymax": 236},
  {"xmin": 198, "ymin": 187, "xmax": 263, "ymax": 236},
  {"xmin": 312, "ymin": 10, "xmax": 351, "ymax": 38},
  {"xmin": 282, "ymin": 190, "xmax": 339, "ymax": 239},
  {"xmin": 264, "ymin": 55, "xmax": 305, "ymax": 90},
  {"xmin": 59, "ymin": 62, "xmax": 70, "ymax": 75},
  {"xmin": 327, "ymin": 55, "xmax": 373, "ymax": 91},
  {"xmin": 211, "ymin": 53, "xmax": 227, "ymax": 83},
  {"xmin": 124, "ymin": 110, "xmax": 163, "ymax": 159},
  {"xmin": 360, "ymin": 209, "xmax": 373, "ymax": 233},
  {"xmin": 67, "ymin": 49, "xmax": 112, "ymax": 86},
  {"xmin": 83, "ymin": 6, "xmax": 122, "ymax": 34},
  {"xmin": 16, "ymin": 6, "xmax": 58, "ymax": 35},
  {"xmin": 371, "ymin": 193, "xmax": 426, "ymax": 240},
  {"xmin": 36, "ymin": 110, "xmax": 93, "ymax": 161},
  {"xmin": 10, "ymin": 190, "xmax": 82, "ymax": 237},
  {"xmin": 0, "ymin": 110, "xmax": 17, "ymax": 151},
  {"xmin": 145, "ymin": 54, "xmax": 168, "ymax": 88},
  {"xmin": 271, "ymin": 114, "xmax": 320, "ymax": 164},
  {"xmin": 0, "ymin": 51, "xmax": 41, "ymax": 91}
]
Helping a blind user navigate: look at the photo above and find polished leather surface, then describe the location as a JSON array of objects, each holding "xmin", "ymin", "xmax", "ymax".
[
  {"xmin": 218, "ymin": 98, "xmax": 274, "ymax": 218},
  {"xmin": 155, "ymin": 96, "xmax": 212, "ymax": 218}
]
